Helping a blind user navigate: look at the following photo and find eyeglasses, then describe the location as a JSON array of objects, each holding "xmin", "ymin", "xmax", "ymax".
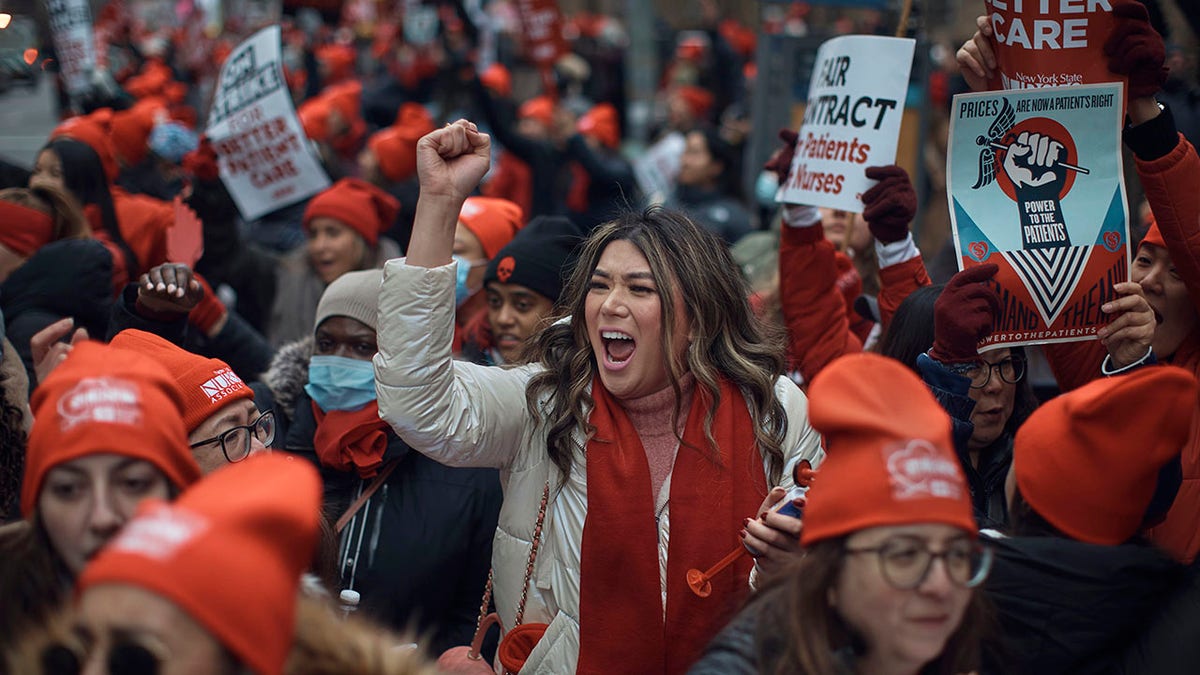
[
  {"xmin": 189, "ymin": 410, "xmax": 275, "ymax": 463},
  {"xmin": 844, "ymin": 536, "xmax": 993, "ymax": 590},
  {"xmin": 42, "ymin": 637, "xmax": 165, "ymax": 675},
  {"xmin": 963, "ymin": 355, "xmax": 1026, "ymax": 389}
]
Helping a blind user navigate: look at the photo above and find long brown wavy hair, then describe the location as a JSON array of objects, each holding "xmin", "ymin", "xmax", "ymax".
[
  {"xmin": 754, "ymin": 539, "xmax": 990, "ymax": 675},
  {"xmin": 525, "ymin": 207, "xmax": 790, "ymax": 484}
]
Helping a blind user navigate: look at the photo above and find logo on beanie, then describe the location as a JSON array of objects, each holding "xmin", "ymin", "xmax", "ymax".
[
  {"xmin": 883, "ymin": 440, "xmax": 964, "ymax": 501},
  {"xmin": 108, "ymin": 502, "xmax": 209, "ymax": 561},
  {"xmin": 497, "ymin": 256, "xmax": 516, "ymax": 283},
  {"xmin": 200, "ymin": 368, "xmax": 246, "ymax": 404},
  {"xmin": 57, "ymin": 377, "xmax": 143, "ymax": 430}
]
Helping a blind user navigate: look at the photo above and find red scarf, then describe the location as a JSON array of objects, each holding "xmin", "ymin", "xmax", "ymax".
[
  {"xmin": 578, "ymin": 377, "xmax": 767, "ymax": 674},
  {"xmin": 312, "ymin": 401, "xmax": 390, "ymax": 479}
]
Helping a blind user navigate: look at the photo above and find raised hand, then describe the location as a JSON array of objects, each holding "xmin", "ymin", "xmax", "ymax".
[
  {"xmin": 1098, "ymin": 281, "xmax": 1156, "ymax": 368},
  {"xmin": 415, "ymin": 119, "xmax": 492, "ymax": 204},
  {"xmin": 956, "ymin": 15, "xmax": 996, "ymax": 93},
  {"xmin": 862, "ymin": 165, "xmax": 916, "ymax": 244},
  {"xmin": 31, "ymin": 318, "xmax": 88, "ymax": 386},
  {"xmin": 1003, "ymin": 131, "xmax": 1067, "ymax": 189},
  {"xmin": 1105, "ymin": 0, "xmax": 1168, "ymax": 100},
  {"xmin": 929, "ymin": 264, "xmax": 1002, "ymax": 364},
  {"xmin": 137, "ymin": 263, "xmax": 204, "ymax": 316},
  {"xmin": 763, "ymin": 128, "xmax": 800, "ymax": 187}
]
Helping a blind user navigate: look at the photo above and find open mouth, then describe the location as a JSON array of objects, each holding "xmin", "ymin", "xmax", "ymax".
[{"xmin": 601, "ymin": 330, "xmax": 636, "ymax": 368}]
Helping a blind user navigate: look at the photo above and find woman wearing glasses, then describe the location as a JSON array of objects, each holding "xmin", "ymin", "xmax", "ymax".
[
  {"xmin": 693, "ymin": 353, "xmax": 992, "ymax": 675},
  {"xmin": 108, "ymin": 329, "xmax": 273, "ymax": 475},
  {"xmin": 0, "ymin": 342, "xmax": 201, "ymax": 673}
]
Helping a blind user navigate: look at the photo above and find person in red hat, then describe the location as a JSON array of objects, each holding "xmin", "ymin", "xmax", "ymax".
[
  {"xmin": 360, "ymin": 103, "xmax": 435, "ymax": 188},
  {"xmin": 267, "ymin": 178, "xmax": 402, "ymax": 349},
  {"xmin": 695, "ymin": 353, "xmax": 991, "ymax": 675},
  {"xmin": 981, "ymin": 367, "xmax": 1198, "ymax": 674},
  {"xmin": 376, "ymin": 120, "xmax": 822, "ymax": 673},
  {"xmin": 451, "ymin": 196, "xmax": 524, "ymax": 351},
  {"xmin": 960, "ymin": 0, "xmax": 1200, "ymax": 562},
  {"xmin": 0, "ymin": 185, "xmax": 90, "ymax": 284},
  {"xmin": 563, "ymin": 103, "xmax": 639, "ymax": 231},
  {"xmin": 0, "ymin": 342, "xmax": 200, "ymax": 662}
]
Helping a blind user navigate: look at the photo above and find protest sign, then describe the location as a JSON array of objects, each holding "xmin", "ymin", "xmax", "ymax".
[
  {"xmin": 947, "ymin": 82, "xmax": 1128, "ymax": 350},
  {"xmin": 515, "ymin": 0, "xmax": 567, "ymax": 67},
  {"xmin": 984, "ymin": 0, "xmax": 1125, "ymax": 91},
  {"xmin": 206, "ymin": 25, "xmax": 330, "ymax": 222},
  {"xmin": 47, "ymin": 0, "xmax": 96, "ymax": 99},
  {"xmin": 776, "ymin": 35, "xmax": 914, "ymax": 212}
]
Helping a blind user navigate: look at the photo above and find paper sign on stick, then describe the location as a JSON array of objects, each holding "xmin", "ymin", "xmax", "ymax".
[
  {"xmin": 777, "ymin": 35, "xmax": 914, "ymax": 212},
  {"xmin": 206, "ymin": 25, "xmax": 330, "ymax": 222},
  {"xmin": 947, "ymin": 82, "xmax": 1129, "ymax": 350},
  {"xmin": 47, "ymin": 0, "xmax": 96, "ymax": 98}
]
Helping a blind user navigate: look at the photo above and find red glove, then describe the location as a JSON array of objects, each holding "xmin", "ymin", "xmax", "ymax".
[
  {"xmin": 929, "ymin": 264, "xmax": 1001, "ymax": 364},
  {"xmin": 862, "ymin": 165, "xmax": 916, "ymax": 244},
  {"xmin": 1104, "ymin": 1, "xmax": 1167, "ymax": 99},
  {"xmin": 188, "ymin": 273, "xmax": 228, "ymax": 336},
  {"xmin": 762, "ymin": 129, "xmax": 800, "ymax": 185}
]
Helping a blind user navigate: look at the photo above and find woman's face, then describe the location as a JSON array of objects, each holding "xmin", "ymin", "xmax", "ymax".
[
  {"xmin": 306, "ymin": 217, "xmax": 367, "ymax": 284},
  {"xmin": 486, "ymin": 282, "xmax": 555, "ymax": 364},
  {"xmin": 966, "ymin": 348, "xmax": 1017, "ymax": 450},
  {"xmin": 834, "ymin": 524, "xmax": 975, "ymax": 674},
  {"xmin": 314, "ymin": 316, "xmax": 377, "ymax": 361},
  {"xmin": 584, "ymin": 239, "xmax": 689, "ymax": 400},
  {"xmin": 819, "ymin": 207, "xmax": 872, "ymax": 252},
  {"xmin": 677, "ymin": 131, "xmax": 721, "ymax": 188},
  {"xmin": 453, "ymin": 221, "xmax": 489, "ymax": 295},
  {"xmin": 30, "ymin": 149, "xmax": 65, "ymax": 193},
  {"xmin": 1133, "ymin": 243, "xmax": 1200, "ymax": 357},
  {"xmin": 77, "ymin": 584, "xmax": 234, "ymax": 675},
  {"xmin": 38, "ymin": 455, "xmax": 171, "ymax": 576}
]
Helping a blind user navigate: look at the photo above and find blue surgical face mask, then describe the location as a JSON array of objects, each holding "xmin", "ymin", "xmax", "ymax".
[
  {"xmin": 305, "ymin": 355, "xmax": 378, "ymax": 412},
  {"xmin": 452, "ymin": 254, "xmax": 484, "ymax": 307},
  {"xmin": 755, "ymin": 170, "xmax": 780, "ymax": 207}
]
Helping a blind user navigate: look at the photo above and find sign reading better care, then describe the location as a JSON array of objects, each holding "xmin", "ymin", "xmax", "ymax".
[
  {"xmin": 776, "ymin": 35, "xmax": 914, "ymax": 212},
  {"xmin": 206, "ymin": 25, "xmax": 330, "ymax": 221}
]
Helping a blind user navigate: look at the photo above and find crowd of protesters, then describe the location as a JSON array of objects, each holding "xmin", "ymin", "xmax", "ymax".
[{"xmin": 0, "ymin": 0, "xmax": 1200, "ymax": 673}]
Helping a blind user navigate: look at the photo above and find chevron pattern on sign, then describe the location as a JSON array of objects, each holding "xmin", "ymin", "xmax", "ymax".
[{"xmin": 1002, "ymin": 245, "xmax": 1093, "ymax": 326}]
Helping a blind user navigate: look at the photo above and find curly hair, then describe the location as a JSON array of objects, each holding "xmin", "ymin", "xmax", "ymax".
[{"xmin": 525, "ymin": 206, "xmax": 790, "ymax": 484}]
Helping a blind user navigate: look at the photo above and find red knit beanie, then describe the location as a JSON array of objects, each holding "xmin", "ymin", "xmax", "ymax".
[
  {"xmin": 51, "ymin": 110, "xmax": 119, "ymax": 182},
  {"xmin": 22, "ymin": 342, "xmax": 201, "ymax": 516},
  {"xmin": 578, "ymin": 103, "xmax": 620, "ymax": 149},
  {"xmin": 674, "ymin": 85, "xmax": 715, "ymax": 120},
  {"xmin": 518, "ymin": 96, "xmax": 555, "ymax": 128},
  {"xmin": 110, "ymin": 100, "xmax": 164, "ymax": 167},
  {"xmin": 0, "ymin": 199, "xmax": 53, "ymax": 256},
  {"xmin": 316, "ymin": 43, "xmax": 357, "ymax": 82},
  {"xmin": 78, "ymin": 454, "xmax": 320, "ymax": 675},
  {"xmin": 480, "ymin": 62, "xmax": 513, "ymax": 98},
  {"xmin": 109, "ymin": 330, "xmax": 254, "ymax": 433},
  {"xmin": 802, "ymin": 353, "xmax": 976, "ymax": 546},
  {"xmin": 1141, "ymin": 214, "xmax": 1166, "ymax": 249},
  {"xmin": 298, "ymin": 96, "xmax": 333, "ymax": 142},
  {"xmin": 1014, "ymin": 366, "xmax": 1197, "ymax": 545},
  {"xmin": 303, "ymin": 177, "xmax": 399, "ymax": 246},
  {"xmin": 459, "ymin": 196, "xmax": 525, "ymax": 259},
  {"xmin": 366, "ymin": 103, "xmax": 435, "ymax": 183}
]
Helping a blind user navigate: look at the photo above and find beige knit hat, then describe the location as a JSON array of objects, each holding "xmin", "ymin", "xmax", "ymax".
[{"xmin": 314, "ymin": 269, "xmax": 383, "ymax": 332}]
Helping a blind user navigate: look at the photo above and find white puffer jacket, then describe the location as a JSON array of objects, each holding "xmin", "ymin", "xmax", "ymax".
[{"xmin": 375, "ymin": 259, "xmax": 824, "ymax": 673}]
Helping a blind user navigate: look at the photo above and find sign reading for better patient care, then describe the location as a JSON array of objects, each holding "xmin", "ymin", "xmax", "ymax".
[
  {"xmin": 985, "ymin": 0, "xmax": 1126, "ymax": 93},
  {"xmin": 948, "ymin": 82, "xmax": 1129, "ymax": 350},
  {"xmin": 47, "ymin": 0, "xmax": 96, "ymax": 98},
  {"xmin": 776, "ymin": 35, "xmax": 914, "ymax": 213},
  {"xmin": 206, "ymin": 25, "xmax": 330, "ymax": 221}
]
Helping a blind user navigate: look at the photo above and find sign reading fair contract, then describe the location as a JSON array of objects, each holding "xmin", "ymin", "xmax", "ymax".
[
  {"xmin": 47, "ymin": 0, "xmax": 96, "ymax": 98},
  {"xmin": 985, "ymin": 0, "xmax": 1126, "ymax": 92},
  {"xmin": 776, "ymin": 35, "xmax": 914, "ymax": 212},
  {"xmin": 206, "ymin": 25, "xmax": 330, "ymax": 221},
  {"xmin": 947, "ymin": 82, "xmax": 1129, "ymax": 350}
]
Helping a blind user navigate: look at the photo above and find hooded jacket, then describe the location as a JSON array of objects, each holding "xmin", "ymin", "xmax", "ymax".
[{"xmin": 268, "ymin": 339, "xmax": 502, "ymax": 655}]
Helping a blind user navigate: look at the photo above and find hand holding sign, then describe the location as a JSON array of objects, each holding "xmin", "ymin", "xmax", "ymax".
[
  {"xmin": 862, "ymin": 165, "xmax": 916, "ymax": 244},
  {"xmin": 1002, "ymin": 131, "xmax": 1067, "ymax": 190},
  {"xmin": 929, "ymin": 265, "xmax": 1001, "ymax": 364},
  {"xmin": 1104, "ymin": 1, "xmax": 1167, "ymax": 99},
  {"xmin": 1098, "ymin": 281, "xmax": 1156, "ymax": 369}
]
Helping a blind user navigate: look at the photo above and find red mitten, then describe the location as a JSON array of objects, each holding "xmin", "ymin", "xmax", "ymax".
[
  {"xmin": 762, "ymin": 129, "xmax": 800, "ymax": 185},
  {"xmin": 1104, "ymin": 1, "xmax": 1167, "ymax": 99},
  {"xmin": 862, "ymin": 165, "xmax": 916, "ymax": 244},
  {"xmin": 183, "ymin": 136, "xmax": 220, "ymax": 182},
  {"xmin": 189, "ymin": 273, "xmax": 227, "ymax": 336},
  {"xmin": 929, "ymin": 264, "xmax": 1001, "ymax": 364}
]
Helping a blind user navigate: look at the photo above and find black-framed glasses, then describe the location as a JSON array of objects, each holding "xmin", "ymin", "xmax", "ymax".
[
  {"xmin": 189, "ymin": 410, "xmax": 275, "ymax": 463},
  {"xmin": 963, "ymin": 355, "xmax": 1026, "ymax": 389},
  {"xmin": 844, "ymin": 536, "xmax": 993, "ymax": 590}
]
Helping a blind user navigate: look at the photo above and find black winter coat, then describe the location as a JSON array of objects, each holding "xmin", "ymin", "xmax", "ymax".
[
  {"xmin": 1, "ymin": 239, "xmax": 114, "ymax": 392},
  {"xmin": 285, "ymin": 389, "xmax": 502, "ymax": 654},
  {"xmin": 983, "ymin": 534, "xmax": 1186, "ymax": 675}
]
